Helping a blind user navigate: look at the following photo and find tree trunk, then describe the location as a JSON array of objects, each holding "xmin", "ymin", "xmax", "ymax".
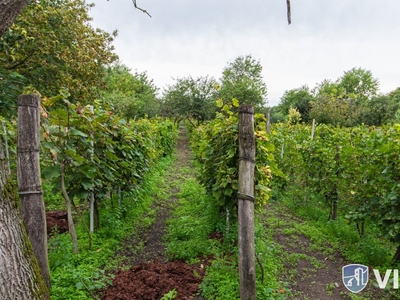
[
  {"xmin": 0, "ymin": 133, "xmax": 50, "ymax": 299},
  {"xmin": 17, "ymin": 94, "xmax": 51, "ymax": 289},
  {"xmin": 238, "ymin": 105, "xmax": 256, "ymax": 300},
  {"xmin": 61, "ymin": 163, "xmax": 79, "ymax": 254},
  {"xmin": 265, "ymin": 107, "xmax": 271, "ymax": 134},
  {"xmin": 0, "ymin": 0, "xmax": 31, "ymax": 37}
]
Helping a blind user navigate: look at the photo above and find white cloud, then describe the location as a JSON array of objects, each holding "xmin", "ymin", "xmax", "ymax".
[{"xmin": 89, "ymin": 0, "xmax": 400, "ymax": 106}]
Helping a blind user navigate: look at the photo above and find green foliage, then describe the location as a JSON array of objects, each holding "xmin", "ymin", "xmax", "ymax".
[
  {"xmin": 165, "ymin": 172, "xmax": 286, "ymax": 300},
  {"xmin": 0, "ymin": 0, "xmax": 118, "ymax": 115},
  {"xmin": 165, "ymin": 178, "xmax": 220, "ymax": 262},
  {"xmin": 309, "ymin": 87, "xmax": 360, "ymax": 127},
  {"xmin": 279, "ymin": 85, "xmax": 312, "ymax": 122},
  {"xmin": 271, "ymin": 122, "xmax": 400, "ymax": 262},
  {"xmin": 162, "ymin": 75, "xmax": 218, "ymax": 124},
  {"xmin": 101, "ymin": 62, "xmax": 160, "ymax": 119},
  {"xmin": 41, "ymin": 92, "xmax": 177, "ymax": 207},
  {"xmin": 160, "ymin": 289, "xmax": 178, "ymax": 300},
  {"xmin": 338, "ymin": 67, "xmax": 379, "ymax": 104},
  {"xmin": 358, "ymin": 95, "xmax": 399, "ymax": 126},
  {"xmin": 0, "ymin": 71, "xmax": 26, "ymax": 117},
  {"xmin": 309, "ymin": 68, "xmax": 379, "ymax": 126},
  {"xmin": 190, "ymin": 100, "xmax": 279, "ymax": 215},
  {"xmin": 287, "ymin": 107, "xmax": 301, "ymax": 125},
  {"xmin": 218, "ymin": 54, "xmax": 267, "ymax": 112},
  {"xmin": 49, "ymin": 156, "xmax": 172, "ymax": 299}
]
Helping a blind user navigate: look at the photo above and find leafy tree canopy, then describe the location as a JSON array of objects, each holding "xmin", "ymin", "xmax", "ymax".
[
  {"xmin": 338, "ymin": 67, "xmax": 379, "ymax": 103},
  {"xmin": 307, "ymin": 68, "xmax": 380, "ymax": 126},
  {"xmin": 279, "ymin": 85, "xmax": 313, "ymax": 122},
  {"xmin": 162, "ymin": 75, "xmax": 218, "ymax": 125},
  {"xmin": 0, "ymin": 0, "xmax": 118, "ymax": 116},
  {"xmin": 101, "ymin": 62, "xmax": 160, "ymax": 119},
  {"xmin": 218, "ymin": 54, "xmax": 267, "ymax": 112},
  {"xmin": 358, "ymin": 95, "xmax": 399, "ymax": 126}
]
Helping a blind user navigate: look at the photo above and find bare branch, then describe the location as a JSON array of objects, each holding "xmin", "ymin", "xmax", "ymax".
[
  {"xmin": 286, "ymin": 0, "xmax": 291, "ymax": 25},
  {"xmin": 132, "ymin": 0, "xmax": 152, "ymax": 18}
]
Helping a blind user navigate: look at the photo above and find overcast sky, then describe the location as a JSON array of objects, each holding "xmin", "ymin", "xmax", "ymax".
[{"xmin": 88, "ymin": 0, "xmax": 400, "ymax": 106}]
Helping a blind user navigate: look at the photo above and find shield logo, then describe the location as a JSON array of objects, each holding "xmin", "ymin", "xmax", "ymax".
[{"xmin": 342, "ymin": 264, "xmax": 369, "ymax": 293}]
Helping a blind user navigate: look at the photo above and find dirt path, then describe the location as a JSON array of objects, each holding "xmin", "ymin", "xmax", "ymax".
[
  {"xmin": 101, "ymin": 125, "xmax": 205, "ymax": 300},
  {"xmin": 264, "ymin": 201, "xmax": 389, "ymax": 300}
]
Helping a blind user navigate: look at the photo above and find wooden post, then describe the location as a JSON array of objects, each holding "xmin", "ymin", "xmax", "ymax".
[
  {"xmin": 238, "ymin": 105, "xmax": 256, "ymax": 300},
  {"xmin": 332, "ymin": 145, "xmax": 340, "ymax": 220},
  {"xmin": 311, "ymin": 119, "xmax": 315, "ymax": 140},
  {"xmin": 266, "ymin": 107, "xmax": 271, "ymax": 134},
  {"xmin": 89, "ymin": 105, "xmax": 95, "ymax": 232},
  {"xmin": 17, "ymin": 94, "xmax": 51, "ymax": 289}
]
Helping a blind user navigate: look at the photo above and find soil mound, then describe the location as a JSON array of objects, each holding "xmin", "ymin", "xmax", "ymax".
[
  {"xmin": 101, "ymin": 261, "xmax": 204, "ymax": 300},
  {"xmin": 46, "ymin": 210, "xmax": 68, "ymax": 235}
]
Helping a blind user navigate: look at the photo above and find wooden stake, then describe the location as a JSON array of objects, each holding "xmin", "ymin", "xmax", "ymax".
[
  {"xmin": 17, "ymin": 94, "xmax": 51, "ymax": 289},
  {"xmin": 266, "ymin": 107, "xmax": 271, "ymax": 134},
  {"xmin": 311, "ymin": 119, "xmax": 315, "ymax": 140},
  {"xmin": 89, "ymin": 105, "xmax": 95, "ymax": 233},
  {"xmin": 238, "ymin": 105, "xmax": 256, "ymax": 300}
]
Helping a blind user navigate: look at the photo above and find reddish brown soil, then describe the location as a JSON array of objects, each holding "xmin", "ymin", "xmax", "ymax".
[
  {"xmin": 101, "ymin": 261, "xmax": 205, "ymax": 300},
  {"xmin": 46, "ymin": 210, "xmax": 68, "ymax": 235}
]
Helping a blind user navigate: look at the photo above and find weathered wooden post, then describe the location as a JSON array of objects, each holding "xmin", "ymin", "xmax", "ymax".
[
  {"xmin": 89, "ymin": 105, "xmax": 95, "ymax": 232},
  {"xmin": 238, "ymin": 105, "xmax": 256, "ymax": 299},
  {"xmin": 311, "ymin": 119, "xmax": 315, "ymax": 140},
  {"xmin": 266, "ymin": 107, "xmax": 271, "ymax": 134},
  {"xmin": 17, "ymin": 94, "xmax": 51, "ymax": 289}
]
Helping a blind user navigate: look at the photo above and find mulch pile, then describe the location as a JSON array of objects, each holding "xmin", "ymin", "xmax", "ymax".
[
  {"xmin": 101, "ymin": 261, "xmax": 205, "ymax": 300},
  {"xmin": 46, "ymin": 210, "xmax": 68, "ymax": 235}
]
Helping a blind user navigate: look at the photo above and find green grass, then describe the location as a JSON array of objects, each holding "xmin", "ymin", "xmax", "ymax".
[
  {"xmin": 48, "ymin": 156, "xmax": 173, "ymax": 300},
  {"xmin": 266, "ymin": 192, "xmax": 400, "ymax": 300},
  {"xmin": 280, "ymin": 189, "xmax": 395, "ymax": 268},
  {"xmin": 165, "ymin": 174, "xmax": 290, "ymax": 299}
]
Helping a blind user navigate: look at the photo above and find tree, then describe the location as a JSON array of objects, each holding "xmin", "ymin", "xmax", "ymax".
[
  {"xmin": 0, "ymin": 0, "xmax": 30, "ymax": 36},
  {"xmin": 269, "ymin": 106, "xmax": 286, "ymax": 123},
  {"xmin": 359, "ymin": 95, "xmax": 399, "ymax": 126},
  {"xmin": 162, "ymin": 76, "xmax": 218, "ymax": 125},
  {"xmin": 338, "ymin": 67, "xmax": 379, "ymax": 104},
  {"xmin": 0, "ymin": 131, "xmax": 50, "ymax": 299},
  {"xmin": 309, "ymin": 68, "xmax": 379, "ymax": 126},
  {"xmin": 279, "ymin": 85, "xmax": 313, "ymax": 122},
  {"xmin": 0, "ymin": 0, "xmax": 118, "ymax": 116},
  {"xmin": 309, "ymin": 89, "xmax": 359, "ymax": 127},
  {"xmin": 101, "ymin": 63, "xmax": 160, "ymax": 119},
  {"xmin": 218, "ymin": 54, "xmax": 267, "ymax": 112},
  {"xmin": 389, "ymin": 87, "xmax": 400, "ymax": 103},
  {"xmin": 0, "ymin": 0, "xmax": 155, "ymax": 37}
]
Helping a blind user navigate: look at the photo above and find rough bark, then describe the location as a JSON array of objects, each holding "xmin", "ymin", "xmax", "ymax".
[
  {"xmin": 0, "ymin": 129, "xmax": 50, "ymax": 299},
  {"xmin": 238, "ymin": 105, "xmax": 256, "ymax": 300},
  {"xmin": 0, "ymin": 0, "xmax": 31, "ymax": 37},
  {"xmin": 17, "ymin": 94, "xmax": 51, "ymax": 289}
]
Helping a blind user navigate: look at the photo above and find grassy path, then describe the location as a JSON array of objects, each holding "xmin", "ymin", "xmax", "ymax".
[
  {"xmin": 263, "ymin": 200, "xmax": 390, "ymax": 300},
  {"xmin": 101, "ymin": 125, "xmax": 207, "ymax": 299}
]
